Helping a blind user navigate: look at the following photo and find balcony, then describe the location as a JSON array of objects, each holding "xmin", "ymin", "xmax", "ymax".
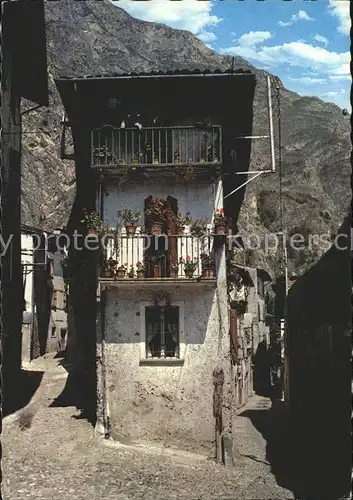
[
  {"xmin": 99, "ymin": 232, "xmax": 217, "ymax": 285},
  {"xmin": 91, "ymin": 125, "xmax": 222, "ymax": 170}
]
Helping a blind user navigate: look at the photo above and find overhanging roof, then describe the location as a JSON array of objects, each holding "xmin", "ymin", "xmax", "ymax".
[
  {"xmin": 2, "ymin": 0, "xmax": 48, "ymax": 106},
  {"xmin": 56, "ymin": 68, "xmax": 253, "ymax": 83}
]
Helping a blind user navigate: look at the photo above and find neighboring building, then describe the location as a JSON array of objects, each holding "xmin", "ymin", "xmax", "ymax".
[
  {"xmin": 56, "ymin": 69, "xmax": 258, "ymax": 463},
  {"xmin": 285, "ymin": 215, "xmax": 351, "ymax": 499},
  {"xmin": 21, "ymin": 225, "xmax": 68, "ymax": 363},
  {"xmin": 228, "ymin": 263, "xmax": 272, "ymax": 407},
  {"xmin": 0, "ymin": 0, "xmax": 48, "ymax": 428}
]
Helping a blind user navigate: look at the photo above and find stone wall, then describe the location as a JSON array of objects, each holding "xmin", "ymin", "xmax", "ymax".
[{"xmin": 285, "ymin": 215, "xmax": 351, "ymax": 498}]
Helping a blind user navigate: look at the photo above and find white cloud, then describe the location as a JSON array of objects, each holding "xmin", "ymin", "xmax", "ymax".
[
  {"xmin": 329, "ymin": 74, "xmax": 351, "ymax": 82},
  {"xmin": 328, "ymin": 0, "xmax": 350, "ymax": 35},
  {"xmin": 197, "ymin": 31, "xmax": 217, "ymax": 43},
  {"xmin": 237, "ymin": 31, "xmax": 273, "ymax": 47},
  {"xmin": 313, "ymin": 34, "xmax": 329, "ymax": 46},
  {"xmin": 278, "ymin": 9, "xmax": 314, "ymax": 27},
  {"xmin": 112, "ymin": 0, "xmax": 222, "ymax": 35},
  {"xmin": 288, "ymin": 77, "xmax": 327, "ymax": 85},
  {"xmin": 322, "ymin": 89, "xmax": 346, "ymax": 97},
  {"xmin": 220, "ymin": 41, "xmax": 350, "ymax": 78}
]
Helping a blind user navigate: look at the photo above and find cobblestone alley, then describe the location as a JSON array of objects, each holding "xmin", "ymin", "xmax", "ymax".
[{"xmin": 2, "ymin": 354, "xmax": 295, "ymax": 500}]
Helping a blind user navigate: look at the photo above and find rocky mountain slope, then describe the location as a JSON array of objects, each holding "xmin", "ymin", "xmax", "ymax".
[{"xmin": 21, "ymin": 0, "xmax": 351, "ymax": 276}]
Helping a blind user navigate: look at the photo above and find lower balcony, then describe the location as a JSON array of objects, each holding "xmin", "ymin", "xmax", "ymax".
[{"xmin": 99, "ymin": 232, "xmax": 217, "ymax": 284}]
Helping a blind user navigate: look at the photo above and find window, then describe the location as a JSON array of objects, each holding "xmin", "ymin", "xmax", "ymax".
[
  {"xmin": 145, "ymin": 306, "xmax": 179, "ymax": 358},
  {"xmin": 51, "ymin": 326, "xmax": 56, "ymax": 337}
]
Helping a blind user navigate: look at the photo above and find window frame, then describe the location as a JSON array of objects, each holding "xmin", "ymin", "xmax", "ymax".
[{"xmin": 139, "ymin": 300, "xmax": 185, "ymax": 365}]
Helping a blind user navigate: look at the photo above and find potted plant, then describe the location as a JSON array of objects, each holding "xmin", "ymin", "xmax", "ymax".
[
  {"xmin": 200, "ymin": 253, "xmax": 215, "ymax": 278},
  {"xmin": 103, "ymin": 257, "xmax": 117, "ymax": 278},
  {"xmin": 127, "ymin": 265, "xmax": 135, "ymax": 278},
  {"xmin": 80, "ymin": 208, "xmax": 101, "ymax": 235},
  {"xmin": 136, "ymin": 261, "xmax": 146, "ymax": 278},
  {"xmin": 181, "ymin": 256, "xmax": 198, "ymax": 278},
  {"xmin": 116, "ymin": 263, "xmax": 127, "ymax": 279},
  {"xmin": 169, "ymin": 261, "xmax": 179, "ymax": 278},
  {"xmin": 173, "ymin": 212, "xmax": 192, "ymax": 235},
  {"xmin": 231, "ymin": 299, "xmax": 248, "ymax": 316},
  {"xmin": 214, "ymin": 208, "xmax": 228, "ymax": 235},
  {"xmin": 190, "ymin": 218, "xmax": 208, "ymax": 237},
  {"xmin": 117, "ymin": 209, "xmax": 141, "ymax": 236},
  {"xmin": 148, "ymin": 250, "xmax": 165, "ymax": 278},
  {"xmin": 145, "ymin": 198, "xmax": 167, "ymax": 234}
]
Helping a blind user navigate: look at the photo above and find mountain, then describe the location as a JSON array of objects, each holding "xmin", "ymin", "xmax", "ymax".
[{"xmin": 21, "ymin": 0, "xmax": 351, "ymax": 277}]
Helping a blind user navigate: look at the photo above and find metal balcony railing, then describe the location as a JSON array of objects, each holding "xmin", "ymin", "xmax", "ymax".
[
  {"xmin": 91, "ymin": 125, "xmax": 222, "ymax": 168},
  {"xmin": 100, "ymin": 232, "xmax": 216, "ymax": 280}
]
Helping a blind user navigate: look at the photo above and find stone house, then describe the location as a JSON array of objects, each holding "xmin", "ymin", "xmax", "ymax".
[
  {"xmin": 56, "ymin": 68, "xmax": 258, "ymax": 463},
  {"xmin": 21, "ymin": 225, "xmax": 68, "ymax": 362},
  {"xmin": 285, "ymin": 215, "xmax": 351, "ymax": 498},
  {"xmin": 1, "ymin": 0, "xmax": 48, "ymax": 415},
  {"xmin": 228, "ymin": 264, "xmax": 272, "ymax": 407}
]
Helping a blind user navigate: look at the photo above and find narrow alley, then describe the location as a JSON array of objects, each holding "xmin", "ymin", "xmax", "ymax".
[{"xmin": 2, "ymin": 354, "xmax": 295, "ymax": 500}]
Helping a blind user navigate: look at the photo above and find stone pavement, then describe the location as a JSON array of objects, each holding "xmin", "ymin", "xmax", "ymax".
[{"xmin": 1, "ymin": 354, "xmax": 295, "ymax": 499}]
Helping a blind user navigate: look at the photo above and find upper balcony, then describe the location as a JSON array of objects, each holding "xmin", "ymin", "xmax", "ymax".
[
  {"xmin": 90, "ymin": 125, "xmax": 222, "ymax": 172},
  {"xmin": 98, "ymin": 231, "xmax": 218, "ymax": 287}
]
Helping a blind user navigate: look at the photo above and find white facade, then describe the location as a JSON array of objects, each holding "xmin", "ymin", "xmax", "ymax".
[
  {"xmin": 96, "ymin": 177, "xmax": 231, "ymax": 454},
  {"xmin": 21, "ymin": 231, "xmax": 68, "ymax": 362}
]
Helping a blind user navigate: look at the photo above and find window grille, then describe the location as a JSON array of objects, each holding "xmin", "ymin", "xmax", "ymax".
[{"xmin": 145, "ymin": 305, "xmax": 179, "ymax": 358}]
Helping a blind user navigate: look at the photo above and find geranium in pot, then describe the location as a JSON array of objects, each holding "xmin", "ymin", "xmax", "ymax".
[
  {"xmin": 181, "ymin": 256, "xmax": 198, "ymax": 278},
  {"xmin": 200, "ymin": 252, "xmax": 215, "ymax": 278},
  {"xmin": 190, "ymin": 218, "xmax": 207, "ymax": 238},
  {"xmin": 104, "ymin": 257, "xmax": 117, "ymax": 278},
  {"xmin": 173, "ymin": 212, "xmax": 192, "ymax": 235},
  {"xmin": 148, "ymin": 250, "xmax": 165, "ymax": 278},
  {"xmin": 117, "ymin": 209, "xmax": 141, "ymax": 236},
  {"xmin": 80, "ymin": 208, "xmax": 101, "ymax": 235},
  {"xmin": 169, "ymin": 261, "xmax": 179, "ymax": 278},
  {"xmin": 127, "ymin": 265, "xmax": 135, "ymax": 278},
  {"xmin": 136, "ymin": 261, "xmax": 146, "ymax": 278},
  {"xmin": 116, "ymin": 263, "xmax": 128, "ymax": 279},
  {"xmin": 145, "ymin": 198, "xmax": 167, "ymax": 235},
  {"xmin": 214, "ymin": 208, "xmax": 228, "ymax": 235}
]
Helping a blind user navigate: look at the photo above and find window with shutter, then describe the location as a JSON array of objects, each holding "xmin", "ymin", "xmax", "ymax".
[
  {"xmin": 52, "ymin": 290, "xmax": 57, "ymax": 310},
  {"xmin": 145, "ymin": 305, "xmax": 179, "ymax": 358}
]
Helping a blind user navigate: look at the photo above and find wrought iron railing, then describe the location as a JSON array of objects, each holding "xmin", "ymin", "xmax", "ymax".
[
  {"xmin": 91, "ymin": 125, "xmax": 222, "ymax": 168},
  {"xmin": 100, "ymin": 232, "xmax": 216, "ymax": 280}
]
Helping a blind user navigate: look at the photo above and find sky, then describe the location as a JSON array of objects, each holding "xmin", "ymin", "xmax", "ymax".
[{"xmin": 111, "ymin": 0, "xmax": 351, "ymax": 111}]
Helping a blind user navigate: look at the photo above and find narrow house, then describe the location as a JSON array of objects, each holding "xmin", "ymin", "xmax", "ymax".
[
  {"xmin": 21, "ymin": 225, "xmax": 68, "ymax": 362},
  {"xmin": 285, "ymin": 215, "xmax": 351, "ymax": 498},
  {"xmin": 0, "ymin": 0, "xmax": 48, "ymax": 403},
  {"xmin": 56, "ymin": 69, "xmax": 257, "ymax": 462},
  {"xmin": 228, "ymin": 263, "xmax": 272, "ymax": 406}
]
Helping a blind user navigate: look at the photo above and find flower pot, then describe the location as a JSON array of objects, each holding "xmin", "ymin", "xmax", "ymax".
[
  {"xmin": 125, "ymin": 225, "xmax": 137, "ymax": 236},
  {"xmin": 215, "ymin": 223, "xmax": 227, "ymax": 235},
  {"xmin": 116, "ymin": 270, "xmax": 126, "ymax": 279},
  {"xmin": 202, "ymin": 268, "xmax": 214, "ymax": 279},
  {"xmin": 152, "ymin": 264, "xmax": 161, "ymax": 278},
  {"xmin": 169, "ymin": 269, "xmax": 178, "ymax": 279},
  {"xmin": 150, "ymin": 221, "xmax": 163, "ymax": 235},
  {"xmin": 104, "ymin": 270, "xmax": 115, "ymax": 278},
  {"xmin": 87, "ymin": 228, "xmax": 97, "ymax": 236},
  {"xmin": 185, "ymin": 271, "xmax": 194, "ymax": 279},
  {"xmin": 137, "ymin": 270, "xmax": 145, "ymax": 279}
]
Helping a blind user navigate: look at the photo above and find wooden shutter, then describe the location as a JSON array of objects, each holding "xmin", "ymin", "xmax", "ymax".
[
  {"xmin": 230, "ymin": 308, "xmax": 238, "ymax": 361},
  {"xmin": 144, "ymin": 195, "xmax": 153, "ymax": 228},
  {"xmin": 166, "ymin": 196, "xmax": 178, "ymax": 274},
  {"xmin": 52, "ymin": 290, "xmax": 57, "ymax": 310}
]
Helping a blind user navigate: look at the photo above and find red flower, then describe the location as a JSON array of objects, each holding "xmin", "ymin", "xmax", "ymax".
[
  {"xmin": 219, "ymin": 208, "xmax": 224, "ymax": 215},
  {"xmin": 186, "ymin": 255, "xmax": 191, "ymax": 261}
]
